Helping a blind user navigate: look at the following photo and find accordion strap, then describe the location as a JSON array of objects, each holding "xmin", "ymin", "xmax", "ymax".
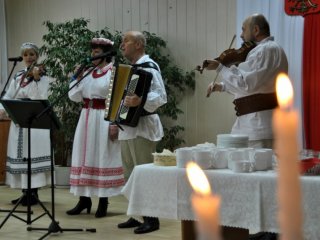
[
  {"xmin": 132, "ymin": 62, "xmax": 159, "ymax": 117},
  {"xmin": 132, "ymin": 62, "xmax": 159, "ymax": 71}
]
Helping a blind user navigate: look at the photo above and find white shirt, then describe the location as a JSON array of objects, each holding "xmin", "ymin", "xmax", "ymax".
[
  {"xmin": 118, "ymin": 55, "xmax": 167, "ymax": 141},
  {"xmin": 3, "ymin": 68, "xmax": 49, "ymax": 100},
  {"xmin": 217, "ymin": 37, "xmax": 288, "ymax": 140}
]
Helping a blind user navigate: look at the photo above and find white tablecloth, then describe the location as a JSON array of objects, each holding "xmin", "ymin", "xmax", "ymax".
[{"xmin": 122, "ymin": 163, "xmax": 320, "ymax": 239}]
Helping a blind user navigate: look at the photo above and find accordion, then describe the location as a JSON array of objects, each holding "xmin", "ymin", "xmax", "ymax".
[{"xmin": 104, "ymin": 64, "xmax": 153, "ymax": 127}]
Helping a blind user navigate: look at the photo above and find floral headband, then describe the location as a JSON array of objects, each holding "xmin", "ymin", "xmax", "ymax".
[
  {"xmin": 20, "ymin": 42, "xmax": 39, "ymax": 56},
  {"xmin": 91, "ymin": 38, "xmax": 114, "ymax": 46}
]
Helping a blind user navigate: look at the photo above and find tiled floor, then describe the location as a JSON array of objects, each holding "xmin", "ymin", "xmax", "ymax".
[{"xmin": 0, "ymin": 186, "xmax": 181, "ymax": 240}]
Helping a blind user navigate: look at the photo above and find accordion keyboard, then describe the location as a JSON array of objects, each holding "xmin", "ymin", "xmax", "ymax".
[{"xmin": 119, "ymin": 74, "xmax": 139, "ymax": 119}]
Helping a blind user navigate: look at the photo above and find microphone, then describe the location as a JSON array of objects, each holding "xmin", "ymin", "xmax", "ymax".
[
  {"xmin": 85, "ymin": 51, "xmax": 117, "ymax": 62},
  {"xmin": 70, "ymin": 51, "xmax": 116, "ymax": 82},
  {"xmin": 8, "ymin": 56, "xmax": 23, "ymax": 62},
  {"xmin": 70, "ymin": 63, "xmax": 88, "ymax": 81}
]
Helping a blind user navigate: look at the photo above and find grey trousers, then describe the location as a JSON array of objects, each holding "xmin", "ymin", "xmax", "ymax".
[{"xmin": 120, "ymin": 137, "xmax": 158, "ymax": 181}]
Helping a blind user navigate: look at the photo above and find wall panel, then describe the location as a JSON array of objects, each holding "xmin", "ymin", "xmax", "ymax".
[{"xmin": 5, "ymin": 0, "xmax": 237, "ymax": 147}]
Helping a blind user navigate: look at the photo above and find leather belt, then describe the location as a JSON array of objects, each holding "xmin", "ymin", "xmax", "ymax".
[
  {"xmin": 83, "ymin": 98, "xmax": 106, "ymax": 109},
  {"xmin": 233, "ymin": 92, "xmax": 278, "ymax": 116}
]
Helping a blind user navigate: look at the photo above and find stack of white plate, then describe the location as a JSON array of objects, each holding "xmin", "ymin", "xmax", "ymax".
[{"xmin": 216, "ymin": 134, "xmax": 249, "ymax": 148}]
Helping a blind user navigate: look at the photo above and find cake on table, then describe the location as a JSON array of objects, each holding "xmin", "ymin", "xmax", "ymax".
[{"xmin": 153, "ymin": 149, "xmax": 176, "ymax": 166}]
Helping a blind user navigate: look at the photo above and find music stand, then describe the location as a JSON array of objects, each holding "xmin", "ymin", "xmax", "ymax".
[{"xmin": 0, "ymin": 99, "xmax": 96, "ymax": 239}]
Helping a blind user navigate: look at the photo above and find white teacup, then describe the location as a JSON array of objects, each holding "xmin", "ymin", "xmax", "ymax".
[
  {"xmin": 212, "ymin": 148, "xmax": 229, "ymax": 169},
  {"xmin": 193, "ymin": 150, "xmax": 213, "ymax": 169},
  {"xmin": 175, "ymin": 147, "xmax": 194, "ymax": 168},
  {"xmin": 227, "ymin": 149, "xmax": 250, "ymax": 170},
  {"xmin": 233, "ymin": 160, "xmax": 253, "ymax": 173},
  {"xmin": 259, "ymin": 148, "xmax": 274, "ymax": 169},
  {"xmin": 250, "ymin": 149, "xmax": 272, "ymax": 171}
]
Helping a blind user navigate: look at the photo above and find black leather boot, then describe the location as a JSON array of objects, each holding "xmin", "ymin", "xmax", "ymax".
[
  {"xmin": 134, "ymin": 216, "xmax": 160, "ymax": 234},
  {"xmin": 95, "ymin": 197, "xmax": 108, "ymax": 218},
  {"xmin": 11, "ymin": 189, "xmax": 25, "ymax": 204},
  {"xmin": 12, "ymin": 189, "xmax": 38, "ymax": 206},
  {"xmin": 21, "ymin": 188, "xmax": 39, "ymax": 206},
  {"xmin": 66, "ymin": 196, "xmax": 92, "ymax": 215}
]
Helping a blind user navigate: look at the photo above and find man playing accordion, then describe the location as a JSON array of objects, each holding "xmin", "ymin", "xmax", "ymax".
[{"xmin": 117, "ymin": 31, "xmax": 167, "ymax": 234}]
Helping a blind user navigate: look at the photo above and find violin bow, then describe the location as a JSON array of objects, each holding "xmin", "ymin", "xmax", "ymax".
[
  {"xmin": 228, "ymin": 34, "xmax": 236, "ymax": 49},
  {"xmin": 206, "ymin": 34, "xmax": 236, "ymax": 97}
]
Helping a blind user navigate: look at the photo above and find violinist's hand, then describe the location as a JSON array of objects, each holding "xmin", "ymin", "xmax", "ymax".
[
  {"xmin": 32, "ymin": 66, "xmax": 41, "ymax": 81},
  {"xmin": 109, "ymin": 124, "xmax": 119, "ymax": 141},
  {"xmin": 124, "ymin": 94, "xmax": 142, "ymax": 107},
  {"xmin": 206, "ymin": 82, "xmax": 223, "ymax": 97},
  {"xmin": 203, "ymin": 59, "xmax": 220, "ymax": 70}
]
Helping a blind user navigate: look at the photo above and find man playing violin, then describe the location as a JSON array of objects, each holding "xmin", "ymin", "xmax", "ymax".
[
  {"xmin": 203, "ymin": 13, "xmax": 287, "ymax": 240},
  {"xmin": 204, "ymin": 14, "xmax": 288, "ymax": 150}
]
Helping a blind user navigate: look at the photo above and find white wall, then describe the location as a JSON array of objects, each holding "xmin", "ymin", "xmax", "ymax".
[
  {"xmin": 0, "ymin": 0, "xmax": 7, "ymax": 89},
  {"xmin": 4, "ymin": 0, "xmax": 237, "ymax": 147}
]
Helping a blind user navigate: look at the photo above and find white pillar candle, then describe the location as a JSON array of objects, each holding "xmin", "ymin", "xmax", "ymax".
[
  {"xmin": 187, "ymin": 162, "xmax": 221, "ymax": 240},
  {"xmin": 273, "ymin": 73, "xmax": 303, "ymax": 240}
]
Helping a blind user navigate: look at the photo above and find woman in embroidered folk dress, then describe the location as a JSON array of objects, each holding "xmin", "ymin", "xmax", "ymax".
[
  {"xmin": 0, "ymin": 42, "xmax": 51, "ymax": 206},
  {"xmin": 67, "ymin": 38, "xmax": 125, "ymax": 218}
]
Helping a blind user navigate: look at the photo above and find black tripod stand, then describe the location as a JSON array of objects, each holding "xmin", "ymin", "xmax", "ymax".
[
  {"xmin": 0, "ymin": 59, "xmax": 29, "ymax": 216},
  {"xmin": 0, "ymin": 99, "xmax": 96, "ymax": 239}
]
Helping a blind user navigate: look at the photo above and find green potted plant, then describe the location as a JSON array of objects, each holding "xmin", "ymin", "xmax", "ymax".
[{"xmin": 40, "ymin": 18, "xmax": 195, "ymax": 177}]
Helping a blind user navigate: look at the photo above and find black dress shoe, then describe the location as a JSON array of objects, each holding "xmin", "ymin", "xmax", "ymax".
[
  {"xmin": 249, "ymin": 232, "xmax": 278, "ymax": 240},
  {"xmin": 134, "ymin": 217, "xmax": 159, "ymax": 234},
  {"xmin": 118, "ymin": 218, "xmax": 142, "ymax": 228}
]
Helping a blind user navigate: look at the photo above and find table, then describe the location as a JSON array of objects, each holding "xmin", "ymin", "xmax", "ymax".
[
  {"xmin": 122, "ymin": 164, "xmax": 320, "ymax": 240},
  {"xmin": 0, "ymin": 120, "xmax": 10, "ymax": 184}
]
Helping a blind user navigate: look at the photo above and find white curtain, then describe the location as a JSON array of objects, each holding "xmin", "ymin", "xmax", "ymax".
[
  {"xmin": 237, "ymin": 0, "xmax": 305, "ymax": 148},
  {"xmin": 0, "ymin": 0, "xmax": 8, "ymax": 91}
]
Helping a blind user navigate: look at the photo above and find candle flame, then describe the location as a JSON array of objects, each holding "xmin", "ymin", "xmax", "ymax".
[
  {"xmin": 186, "ymin": 162, "xmax": 211, "ymax": 195},
  {"xmin": 276, "ymin": 73, "xmax": 294, "ymax": 109}
]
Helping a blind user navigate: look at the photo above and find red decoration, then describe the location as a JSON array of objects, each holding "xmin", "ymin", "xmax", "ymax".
[
  {"xmin": 300, "ymin": 158, "xmax": 320, "ymax": 175},
  {"xmin": 285, "ymin": 0, "xmax": 320, "ymax": 16}
]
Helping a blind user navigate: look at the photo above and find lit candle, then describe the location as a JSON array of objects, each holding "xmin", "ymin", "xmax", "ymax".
[
  {"xmin": 273, "ymin": 73, "xmax": 303, "ymax": 240},
  {"xmin": 186, "ymin": 162, "xmax": 221, "ymax": 240}
]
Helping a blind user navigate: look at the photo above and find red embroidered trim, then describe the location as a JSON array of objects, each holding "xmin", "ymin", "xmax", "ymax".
[
  {"xmin": 71, "ymin": 166, "xmax": 124, "ymax": 176},
  {"xmin": 70, "ymin": 178, "xmax": 126, "ymax": 188},
  {"xmin": 92, "ymin": 65, "xmax": 113, "ymax": 78}
]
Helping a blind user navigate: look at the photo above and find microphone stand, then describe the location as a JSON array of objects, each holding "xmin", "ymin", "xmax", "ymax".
[
  {"xmin": 35, "ymin": 66, "xmax": 96, "ymax": 120},
  {"xmin": 0, "ymin": 60, "xmax": 20, "ymax": 98},
  {"xmin": 26, "ymin": 65, "xmax": 97, "ymax": 239}
]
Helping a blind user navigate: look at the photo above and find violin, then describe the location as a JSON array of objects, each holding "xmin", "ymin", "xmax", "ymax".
[
  {"xmin": 215, "ymin": 41, "xmax": 256, "ymax": 67},
  {"xmin": 196, "ymin": 41, "xmax": 256, "ymax": 73},
  {"xmin": 25, "ymin": 62, "xmax": 46, "ymax": 79}
]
